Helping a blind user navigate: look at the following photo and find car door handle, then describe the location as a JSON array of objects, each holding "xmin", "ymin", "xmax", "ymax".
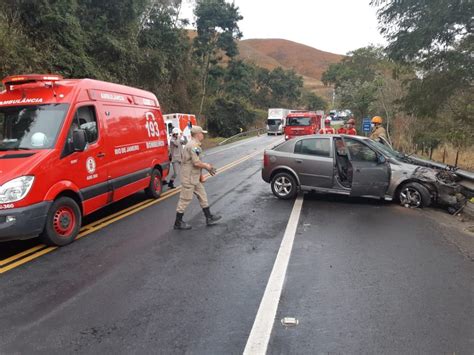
[
  {"xmin": 295, "ymin": 159, "xmax": 303, "ymax": 163},
  {"xmin": 97, "ymin": 152, "xmax": 106, "ymax": 158}
]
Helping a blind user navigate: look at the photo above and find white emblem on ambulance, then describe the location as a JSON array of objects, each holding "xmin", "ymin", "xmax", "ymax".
[{"xmin": 86, "ymin": 157, "xmax": 96, "ymax": 174}]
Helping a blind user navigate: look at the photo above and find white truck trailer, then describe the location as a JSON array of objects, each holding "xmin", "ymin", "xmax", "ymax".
[{"xmin": 266, "ymin": 108, "xmax": 291, "ymax": 135}]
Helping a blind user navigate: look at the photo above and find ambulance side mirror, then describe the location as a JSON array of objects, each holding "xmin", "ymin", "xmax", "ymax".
[
  {"xmin": 73, "ymin": 130, "xmax": 87, "ymax": 152},
  {"xmin": 377, "ymin": 154, "xmax": 386, "ymax": 165}
]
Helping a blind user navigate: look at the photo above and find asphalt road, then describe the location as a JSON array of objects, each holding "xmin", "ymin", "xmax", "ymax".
[{"xmin": 0, "ymin": 134, "xmax": 473, "ymax": 354}]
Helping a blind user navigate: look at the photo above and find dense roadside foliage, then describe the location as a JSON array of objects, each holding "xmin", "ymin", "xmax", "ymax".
[
  {"xmin": 322, "ymin": 0, "xmax": 473, "ymax": 154},
  {"xmin": 0, "ymin": 0, "xmax": 326, "ymax": 137}
]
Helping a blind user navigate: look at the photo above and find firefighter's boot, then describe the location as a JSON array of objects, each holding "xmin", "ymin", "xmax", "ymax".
[
  {"xmin": 174, "ymin": 213, "xmax": 192, "ymax": 230},
  {"xmin": 168, "ymin": 180, "xmax": 175, "ymax": 189},
  {"xmin": 203, "ymin": 207, "xmax": 222, "ymax": 226}
]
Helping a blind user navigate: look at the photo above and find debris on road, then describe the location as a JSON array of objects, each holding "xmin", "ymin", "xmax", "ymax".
[{"xmin": 281, "ymin": 317, "xmax": 299, "ymax": 328}]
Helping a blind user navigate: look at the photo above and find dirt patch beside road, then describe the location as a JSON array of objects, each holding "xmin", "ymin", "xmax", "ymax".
[{"xmin": 424, "ymin": 208, "xmax": 474, "ymax": 260}]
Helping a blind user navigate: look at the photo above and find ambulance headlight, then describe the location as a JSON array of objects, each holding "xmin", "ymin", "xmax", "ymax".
[{"xmin": 0, "ymin": 176, "xmax": 35, "ymax": 203}]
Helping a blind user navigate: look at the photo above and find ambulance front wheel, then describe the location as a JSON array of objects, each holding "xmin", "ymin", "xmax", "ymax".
[
  {"xmin": 40, "ymin": 197, "xmax": 82, "ymax": 246},
  {"xmin": 145, "ymin": 169, "xmax": 163, "ymax": 199}
]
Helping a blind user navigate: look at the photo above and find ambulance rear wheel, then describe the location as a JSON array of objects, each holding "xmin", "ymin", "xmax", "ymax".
[
  {"xmin": 145, "ymin": 169, "xmax": 162, "ymax": 199},
  {"xmin": 40, "ymin": 197, "xmax": 82, "ymax": 246}
]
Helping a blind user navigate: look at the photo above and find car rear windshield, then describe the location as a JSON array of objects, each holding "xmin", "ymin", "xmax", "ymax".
[
  {"xmin": 267, "ymin": 119, "xmax": 282, "ymax": 126},
  {"xmin": 287, "ymin": 117, "xmax": 311, "ymax": 126},
  {"xmin": 0, "ymin": 104, "xmax": 69, "ymax": 151}
]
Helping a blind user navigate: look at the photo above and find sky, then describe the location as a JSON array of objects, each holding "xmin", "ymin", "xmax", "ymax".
[{"xmin": 180, "ymin": 0, "xmax": 386, "ymax": 55}]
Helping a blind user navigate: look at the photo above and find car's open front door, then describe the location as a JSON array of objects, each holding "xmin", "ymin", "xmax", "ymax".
[{"xmin": 343, "ymin": 137, "xmax": 390, "ymax": 197}]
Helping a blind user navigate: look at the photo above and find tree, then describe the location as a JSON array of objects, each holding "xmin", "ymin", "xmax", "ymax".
[
  {"xmin": 220, "ymin": 60, "xmax": 256, "ymax": 100},
  {"xmin": 193, "ymin": 0, "xmax": 243, "ymax": 115},
  {"xmin": 371, "ymin": 0, "xmax": 473, "ymax": 124},
  {"xmin": 322, "ymin": 46, "xmax": 384, "ymax": 88},
  {"xmin": 206, "ymin": 97, "xmax": 256, "ymax": 137},
  {"xmin": 1, "ymin": 0, "xmax": 98, "ymax": 78},
  {"xmin": 0, "ymin": 10, "xmax": 44, "ymax": 78},
  {"xmin": 267, "ymin": 67, "xmax": 303, "ymax": 107},
  {"xmin": 135, "ymin": 2, "xmax": 197, "ymax": 112},
  {"xmin": 301, "ymin": 91, "xmax": 327, "ymax": 111},
  {"xmin": 322, "ymin": 46, "xmax": 387, "ymax": 118}
]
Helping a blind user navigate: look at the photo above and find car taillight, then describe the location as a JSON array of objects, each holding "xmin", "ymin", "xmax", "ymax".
[{"xmin": 263, "ymin": 153, "xmax": 270, "ymax": 167}]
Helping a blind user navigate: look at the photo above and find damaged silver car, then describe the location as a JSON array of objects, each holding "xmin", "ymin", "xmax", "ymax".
[{"xmin": 261, "ymin": 134, "xmax": 474, "ymax": 209}]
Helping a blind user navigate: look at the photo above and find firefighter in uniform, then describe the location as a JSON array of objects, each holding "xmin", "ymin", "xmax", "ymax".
[
  {"xmin": 369, "ymin": 116, "xmax": 387, "ymax": 141},
  {"xmin": 318, "ymin": 118, "xmax": 335, "ymax": 134},
  {"xmin": 346, "ymin": 118, "xmax": 357, "ymax": 135},
  {"xmin": 174, "ymin": 126, "xmax": 221, "ymax": 230},
  {"xmin": 167, "ymin": 128, "xmax": 183, "ymax": 189},
  {"xmin": 337, "ymin": 124, "xmax": 347, "ymax": 134}
]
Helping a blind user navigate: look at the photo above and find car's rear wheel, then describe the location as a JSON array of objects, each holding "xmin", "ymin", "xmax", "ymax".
[
  {"xmin": 271, "ymin": 172, "xmax": 297, "ymax": 200},
  {"xmin": 145, "ymin": 169, "xmax": 163, "ymax": 199},
  {"xmin": 40, "ymin": 197, "xmax": 82, "ymax": 246},
  {"xmin": 398, "ymin": 182, "xmax": 431, "ymax": 208}
]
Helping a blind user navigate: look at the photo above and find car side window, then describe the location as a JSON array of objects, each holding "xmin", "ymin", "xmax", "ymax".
[
  {"xmin": 345, "ymin": 139, "xmax": 377, "ymax": 162},
  {"xmin": 62, "ymin": 105, "xmax": 98, "ymax": 157},
  {"xmin": 294, "ymin": 138, "xmax": 330, "ymax": 157},
  {"xmin": 75, "ymin": 106, "xmax": 98, "ymax": 144}
]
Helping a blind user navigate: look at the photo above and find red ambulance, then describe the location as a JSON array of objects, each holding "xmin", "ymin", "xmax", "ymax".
[
  {"xmin": 284, "ymin": 111, "xmax": 322, "ymax": 140},
  {"xmin": 0, "ymin": 74, "xmax": 169, "ymax": 246}
]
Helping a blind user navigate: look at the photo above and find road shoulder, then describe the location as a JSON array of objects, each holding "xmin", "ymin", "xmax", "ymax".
[{"xmin": 424, "ymin": 208, "xmax": 474, "ymax": 260}]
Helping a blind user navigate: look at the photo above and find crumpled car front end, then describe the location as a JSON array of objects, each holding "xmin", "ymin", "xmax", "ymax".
[
  {"xmin": 411, "ymin": 167, "xmax": 466, "ymax": 210},
  {"xmin": 387, "ymin": 156, "xmax": 473, "ymax": 212}
]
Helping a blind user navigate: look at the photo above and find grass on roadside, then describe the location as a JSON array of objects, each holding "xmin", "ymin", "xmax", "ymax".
[
  {"xmin": 203, "ymin": 129, "xmax": 266, "ymax": 150},
  {"xmin": 201, "ymin": 137, "xmax": 226, "ymax": 150}
]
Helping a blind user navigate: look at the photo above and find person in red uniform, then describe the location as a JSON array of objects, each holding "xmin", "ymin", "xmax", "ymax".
[
  {"xmin": 337, "ymin": 125, "xmax": 347, "ymax": 134},
  {"xmin": 346, "ymin": 118, "xmax": 357, "ymax": 135},
  {"xmin": 318, "ymin": 118, "xmax": 335, "ymax": 134}
]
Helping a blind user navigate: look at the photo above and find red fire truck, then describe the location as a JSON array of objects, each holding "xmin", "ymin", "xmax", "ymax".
[{"xmin": 284, "ymin": 111, "xmax": 323, "ymax": 140}]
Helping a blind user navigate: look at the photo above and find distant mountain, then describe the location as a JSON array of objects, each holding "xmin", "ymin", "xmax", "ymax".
[
  {"xmin": 238, "ymin": 38, "xmax": 343, "ymax": 100},
  {"xmin": 187, "ymin": 30, "xmax": 342, "ymax": 101}
]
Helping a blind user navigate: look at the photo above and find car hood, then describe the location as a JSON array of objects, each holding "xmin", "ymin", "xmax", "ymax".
[
  {"xmin": 0, "ymin": 150, "xmax": 51, "ymax": 185},
  {"xmin": 405, "ymin": 155, "xmax": 474, "ymax": 181}
]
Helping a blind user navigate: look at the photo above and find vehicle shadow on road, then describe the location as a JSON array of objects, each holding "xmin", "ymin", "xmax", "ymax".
[
  {"xmin": 0, "ymin": 191, "xmax": 152, "ymax": 260},
  {"xmin": 303, "ymin": 191, "xmax": 391, "ymax": 207}
]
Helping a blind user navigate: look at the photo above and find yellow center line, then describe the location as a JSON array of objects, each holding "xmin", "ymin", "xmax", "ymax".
[
  {"xmin": 80, "ymin": 189, "xmax": 178, "ymax": 231},
  {"xmin": 0, "ymin": 140, "xmax": 278, "ymax": 274},
  {"xmin": 0, "ymin": 247, "xmax": 57, "ymax": 274},
  {"xmin": 0, "ymin": 244, "xmax": 47, "ymax": 266},
  {"xmin": 75, "ymin": 188, "xmax": 183, "ymax": 241},
  {"xmin": 0, "ymin": 192, "xmax": 178, "ymax": 268}
]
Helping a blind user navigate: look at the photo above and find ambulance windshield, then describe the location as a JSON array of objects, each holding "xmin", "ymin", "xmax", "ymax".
[{"xmin": 0, "ymin": 104, "xmax": 69, "ymax": 151}]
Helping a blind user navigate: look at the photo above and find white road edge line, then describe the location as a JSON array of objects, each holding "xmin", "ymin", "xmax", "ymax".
[{"xmin": 243, "ymin": 195, "xmax": 304, "ymax": 355}]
